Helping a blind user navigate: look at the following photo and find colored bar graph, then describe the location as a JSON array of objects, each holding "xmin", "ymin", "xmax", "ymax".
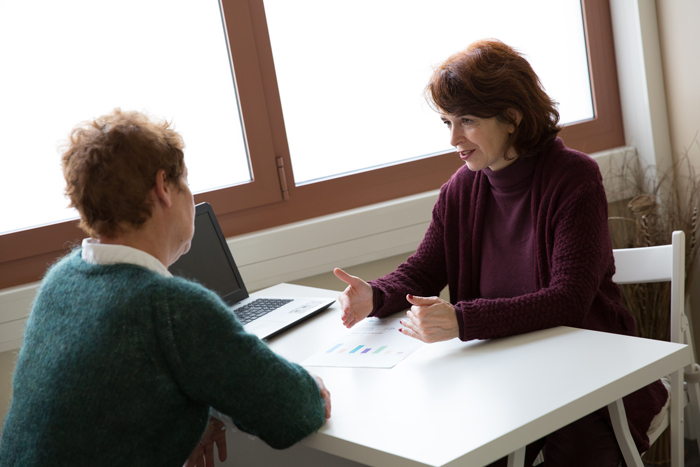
[{"xmin": 321, "ymin": 343, "xmax": 401, "ymax": 357}]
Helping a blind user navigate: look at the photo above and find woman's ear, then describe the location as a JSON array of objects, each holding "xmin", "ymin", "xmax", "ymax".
[
  {"xmin": 152, "ymin": 169, "xmax": 173, "ymax": 208},
  {"xmin": 508, "ymin": 108, "xmax": 523, "ymax": 132}
]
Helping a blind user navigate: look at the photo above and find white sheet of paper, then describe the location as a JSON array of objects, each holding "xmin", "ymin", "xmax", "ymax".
[{"xmin": 302, "ymin": 315, "xmax": 424, "ymax": 368}]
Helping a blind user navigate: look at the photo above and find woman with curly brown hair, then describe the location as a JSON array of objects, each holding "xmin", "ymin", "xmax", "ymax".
[
  {"xmin": 334, "ymin": 40, "xmax": 667, "ymax": 466},
  {"xmin": 0, "ymin": 109, "xmax": 330, "ymax": 466}
]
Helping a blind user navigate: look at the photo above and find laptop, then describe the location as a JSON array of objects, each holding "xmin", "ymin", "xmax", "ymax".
[{"xmin": 170, "ymin": 202, "xmax": 335, "ymax": 340}]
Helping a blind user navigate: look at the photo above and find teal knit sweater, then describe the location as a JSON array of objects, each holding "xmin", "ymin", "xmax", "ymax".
[{"xmin": 0, "ymin": 251, "xmax": 325, "ymax": 466}]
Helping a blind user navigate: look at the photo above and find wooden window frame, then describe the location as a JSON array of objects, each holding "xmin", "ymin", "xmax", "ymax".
[{"xmin": 0, "ymin": 0, "xmax": 622, "ymax": 290}]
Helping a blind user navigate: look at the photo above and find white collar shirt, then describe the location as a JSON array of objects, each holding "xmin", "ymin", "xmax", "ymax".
[{"xmin": 80, "ymin": 238, "xmax": 172, "ymax": 278}]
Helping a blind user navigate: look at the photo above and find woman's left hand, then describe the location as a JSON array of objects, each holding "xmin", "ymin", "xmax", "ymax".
[
  {"xmin": 400, "ymin": 294, "xmax": 459, "ymax": 343},
  {"xmin": 183, "ymin": 416, "xmax": 227, "ymax": 467}
]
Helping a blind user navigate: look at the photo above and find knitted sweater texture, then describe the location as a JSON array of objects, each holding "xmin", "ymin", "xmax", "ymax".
[
  {"xmin": 0, "ymin": 251, "xmax": 325, "ymax": 466},
  {"xmin": 368, "ymin": 138, "xmax": 667, "ymax": 453}
]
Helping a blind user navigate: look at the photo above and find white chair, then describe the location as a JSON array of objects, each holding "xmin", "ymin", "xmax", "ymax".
[{"xmin": 610, "ymin": 230, "xmax": 700, "ymax": 467}]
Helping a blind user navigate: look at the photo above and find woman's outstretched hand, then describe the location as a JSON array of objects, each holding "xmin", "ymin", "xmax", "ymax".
[
  {"xmin": 333, "ymin": 268, "xmax": 373, "ymax": 328},
  {"xmin": 400, "ymin": 294, "xmax": 459, "ymax": 343}
]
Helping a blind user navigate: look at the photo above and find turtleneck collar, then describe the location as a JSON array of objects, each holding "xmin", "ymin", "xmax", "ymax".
[{"xmin": 482, "ymin": 155, "xmax": 537, "ymax": 191}]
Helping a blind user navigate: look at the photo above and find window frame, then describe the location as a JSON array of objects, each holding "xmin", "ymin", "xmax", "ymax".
[{"xmin": 0, "ymin": 0, "xmax": 622, "ymax": 290}]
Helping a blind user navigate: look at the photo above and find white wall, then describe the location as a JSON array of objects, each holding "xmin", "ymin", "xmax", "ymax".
[
  {"xmin": 656, "ymin": 1, "xmax": 700, "ymax": 165},
  {"xmin": 656, "ymin": 0, "xmax": 700, "ymax": 350}
]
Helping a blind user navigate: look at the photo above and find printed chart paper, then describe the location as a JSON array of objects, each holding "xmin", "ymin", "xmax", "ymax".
[{"xmin": 302, "ymin": 315, "xmax": 424, "ymax": 368}]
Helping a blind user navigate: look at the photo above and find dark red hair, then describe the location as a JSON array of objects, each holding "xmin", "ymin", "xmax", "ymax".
[{"xmin": 426, "ymin": 39, "xmax": 561, "ymax": 158}]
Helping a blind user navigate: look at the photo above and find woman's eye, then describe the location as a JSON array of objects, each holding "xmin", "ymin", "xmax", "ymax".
[
  {"xmin": 442, "ymin": 120, "xmax": 451, "ymax": 128},
  {"xmin": 461, "ymin": 118, "xmax": 472, "ymax": 125}
]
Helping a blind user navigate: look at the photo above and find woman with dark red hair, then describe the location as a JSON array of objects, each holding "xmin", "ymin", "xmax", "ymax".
[{"xmin": 334, "ymin": 40, "xmax": 667, "ymax": 466}]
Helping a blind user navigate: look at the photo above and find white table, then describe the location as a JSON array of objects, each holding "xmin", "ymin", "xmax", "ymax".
[{"xmin": 226, "ymin": 283, "xmax": 692, "ymax": 467}]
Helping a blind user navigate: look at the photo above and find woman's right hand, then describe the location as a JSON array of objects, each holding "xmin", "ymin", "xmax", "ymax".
[
  {"xmin": 311, "ymin": 374, "xmax": 332, "ymax": 420},
  {"xmin": 333, "ymin": 268, "xmax": 373, "ymax": 328}
]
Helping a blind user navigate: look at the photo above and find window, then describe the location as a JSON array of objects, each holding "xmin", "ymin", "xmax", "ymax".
[
  {"xmin": 264, "ymin": 0, "xmax": 594, "ymax": 185},
  {"xmin": 0, "ymin": 0, "xmax": 249, "ymax": 235},
  {"xmin": 0, "ymin": 0, "xmax": 623, "ymax": 290}
]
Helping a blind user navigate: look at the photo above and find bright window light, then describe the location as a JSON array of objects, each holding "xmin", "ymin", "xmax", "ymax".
[
  {"xmin": 0, "ymin": 0, "xmax": 248, "ymax": 235},
  {"xmin": 263, "ymin": 0, "xmax": 593, "ymax": 185}
]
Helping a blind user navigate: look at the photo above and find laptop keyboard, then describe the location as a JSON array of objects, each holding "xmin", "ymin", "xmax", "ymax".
[{"xmin": 234, "ymin": 298, "xmax": 294, "ymax": 325}]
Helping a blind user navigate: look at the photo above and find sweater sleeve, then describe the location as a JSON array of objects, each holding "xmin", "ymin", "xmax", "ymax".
[
  {"xmin": 154, "ymin": 282, "xmax": 325, "ymax": 449},
  {"xmin": 368, "ymin": 186, "xmax": 450, "ymax": 317},
  {"xmin": 455, "ymin": 177, "xmax": 616, "ymax": 340}
]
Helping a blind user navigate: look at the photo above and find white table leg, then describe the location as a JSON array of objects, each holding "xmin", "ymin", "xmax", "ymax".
[
  {"xmin": 507, "ymin": 446, "xmax": 525, "ymax": 467},
  {"xmin": 670, "ymin": 368, "xmax": 684, "ymax": 467},
  {"xmin": 608, "ymin": 398, "xmax": 644, "ymax": 467}
]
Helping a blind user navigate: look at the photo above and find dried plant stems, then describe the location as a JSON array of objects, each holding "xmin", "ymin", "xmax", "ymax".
[{"xmin": 606, "ymin": 149, "xmax": 700, "ymax": 296}]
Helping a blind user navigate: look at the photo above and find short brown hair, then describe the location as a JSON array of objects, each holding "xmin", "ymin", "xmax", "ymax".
[
  {"xmin": 62, "ymin": 109, "xmax": 185, "ymax": 238},
  {"xmin": 425, "ymin": 39, "xmax": 561, "ymax": 158}
]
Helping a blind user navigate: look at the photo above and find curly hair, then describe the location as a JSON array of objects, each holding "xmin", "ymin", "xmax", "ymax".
[
  {"xmin": 425, "ymin": 39, "xmax": 561, "ymax": 158},
  {"xmin": 62, "ymin": 109, "xmax": 185, "ymax": 238}
]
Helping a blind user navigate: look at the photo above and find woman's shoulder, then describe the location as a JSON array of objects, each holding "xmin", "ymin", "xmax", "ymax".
[
  {"xmin": 539, "ymin": 137, "xmax": 602, "ymax": 180},
  {"xmin": 35, "ymin": 249, "xmax": 89, "ymax": 297},
  {"xmin": 154, "ymin": 275, "xmax": 232, "ymax": 317},
  {"xmin": 42, "ymin": 253, "xmax": 222, "ymax": 310},
  {"xmin": 42, "ymin": 248, "xmax": 82, "ymax": 276},
  {"xmin": 534, "ymin": 138, "xmax": 604, "ymax": 196},
  {"xmin": 534, "ymin": 138, "xmax": 607, "ymax": 210},
  {"xmin": 450, "ymin": 163, "xmax": 478, "ymax": 183},
  {"xmin": 161, "ymin": 275, "xmax": 222, "ymax": 302},
  {"xmin": 439, "ymin": 162, "xmax": 480, "ymax": 198},
  {"xmin": 431, "ymin": 165, "xmax": 480, "ymax": 217}
]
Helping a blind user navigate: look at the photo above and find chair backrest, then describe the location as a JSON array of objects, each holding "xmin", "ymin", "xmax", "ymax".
[{"xmin": 612, "ymin": 230, "xmax": 685, "ymax": 344}]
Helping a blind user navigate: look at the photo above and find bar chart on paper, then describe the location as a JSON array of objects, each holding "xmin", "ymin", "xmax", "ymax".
[{"xmin": 302, "ymin": 315, "xmax": 424, "ymax": 368}]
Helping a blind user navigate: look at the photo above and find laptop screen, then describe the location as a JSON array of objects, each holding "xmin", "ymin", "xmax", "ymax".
[{"xmin": 170, "ymin": 203, "xmax": 248, "ymax": 305}]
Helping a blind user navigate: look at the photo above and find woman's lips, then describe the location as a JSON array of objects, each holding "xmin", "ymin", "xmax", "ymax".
[{"xmin": 459, "ymin": 149, "xmax": 475, "ymax": 161}]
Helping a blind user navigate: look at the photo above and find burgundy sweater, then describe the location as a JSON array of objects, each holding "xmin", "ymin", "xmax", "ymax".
[{"xmin": 368, "ymin": 138, "xmax": 667, "ymax": 453}]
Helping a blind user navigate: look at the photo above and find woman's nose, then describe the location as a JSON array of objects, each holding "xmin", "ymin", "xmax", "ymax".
[{"xmin": 450, "ymin": 128, "xmax": 464, "ymax": 148}]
